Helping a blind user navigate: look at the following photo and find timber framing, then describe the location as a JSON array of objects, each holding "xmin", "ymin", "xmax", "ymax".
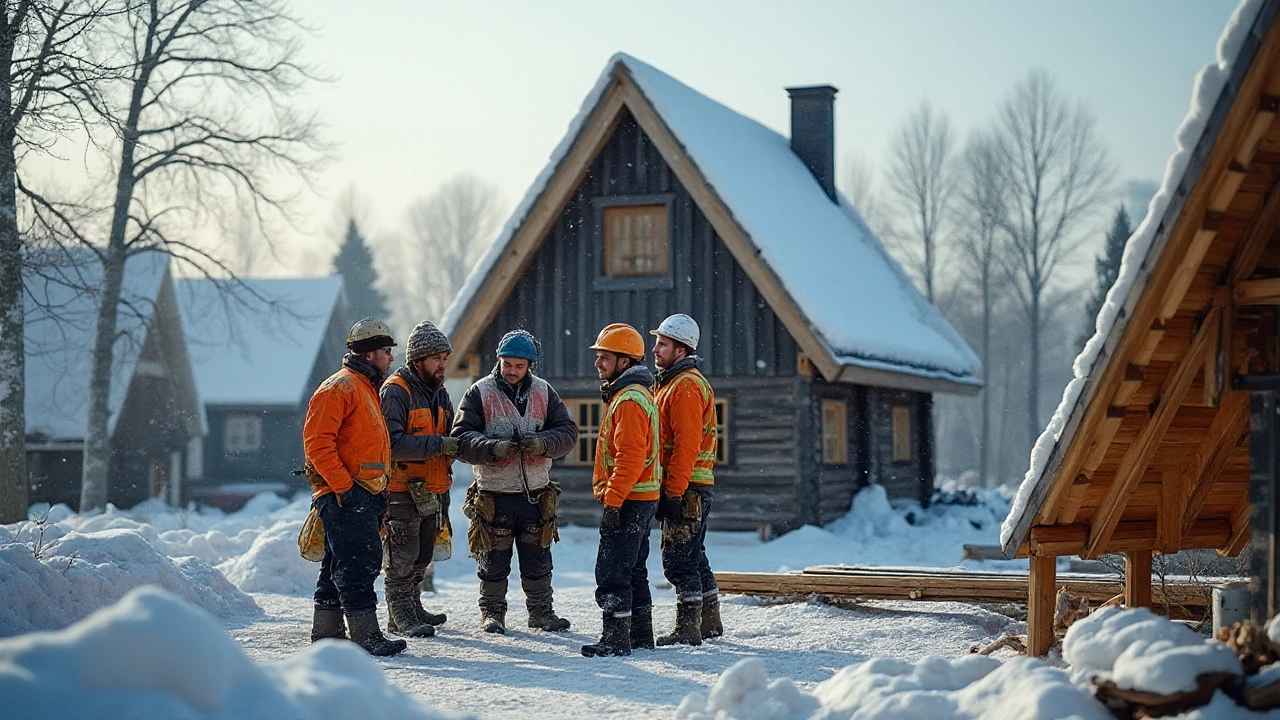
[
  {"xmin": 441, "ymin": 60, "xmax": 978, "ymax": 396},
  {"xmin": 1003, "ymin": 2, "xmax": 1280, "ymax": 656}
]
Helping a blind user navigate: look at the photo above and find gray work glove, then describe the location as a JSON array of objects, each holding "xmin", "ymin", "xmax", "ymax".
[
  {"xmin": 520, "ymin": 436, "xmax": 547, "ymax": 457},
  {"xmin": 600, "ymin": 505, "xmax": 622, "ymax": 533},
  {"xmin": 492, "ymin": 440, "xmax": 518, "ymax": 461},
  {"xmin": 440, "ymin": 436, "xmax": 460, "ymax": 458}
]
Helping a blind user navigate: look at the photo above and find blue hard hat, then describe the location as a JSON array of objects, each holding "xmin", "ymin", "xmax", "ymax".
[{"xmin": 496, "ymin": 330, "xmax": 538, "ymax": 362}]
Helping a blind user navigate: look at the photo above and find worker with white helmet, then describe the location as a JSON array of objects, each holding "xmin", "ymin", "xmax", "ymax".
[{"xmin": 650, "ymin": 313, "xmax": 722, "ymax": 646}]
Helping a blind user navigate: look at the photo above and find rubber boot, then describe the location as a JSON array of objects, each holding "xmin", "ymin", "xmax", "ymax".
[
  {"xmin": 411, "ymin": 568, "xmax": 446, "ymax": 626},
  {"xmin": 701, "ymin": 592, "xmax": 723, "ymax": 639},
  {"xmin": 386, "ymin": 585, "xmax": 435, "ymax": 637},
  {"xmin": 310, "ymin": 605, "xmax": 347, "ymax": 642},
  {"xmin": 630, "ymin": 606, "xmax": 654, "ymax": 650},
  {"xmin": 523, "ymin": 575, "xmax": 571, "ymax": 631},
  {"xmin": 657, "ymin": 601, "xmax": 703, "ymax": 647},
  {"xmin": 581, "ymin": 613, "xmax": 632, "ymax": 657},
  {"xmin": 479, "ymin": 578, "xmax": 508, "ymax": 634},
  {"xmin": 346, "ymin": 610, "xmax": 407, "ymax": 657}
]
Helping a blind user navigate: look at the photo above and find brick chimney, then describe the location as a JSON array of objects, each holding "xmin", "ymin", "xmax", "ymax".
[{"xmin": 786, "ymin": 85, "xmax": 838, "ymax": 203}]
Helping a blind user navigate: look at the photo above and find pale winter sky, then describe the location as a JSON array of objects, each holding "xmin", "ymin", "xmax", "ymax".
[{"xmin": 274, "ymin": 0, "xmax": 1238, "ymax": 275}]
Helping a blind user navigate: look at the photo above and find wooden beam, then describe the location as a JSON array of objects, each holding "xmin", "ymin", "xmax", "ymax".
[
  {"xmin": 1235, "ymin": 278, "xmax": 1280, "ymax": 305},
  {"xmin": 1133, "ymin": 319, "xmax": 1169, "ymax": 366},
  {"xmin": 1157, "ymin": 212, "xmax": 1219, "ymax": 321},
  {"xmin": 1057, "ymin": 473, "xmax": 1094, "ymax": 526},
  {"xmin": 1229, "ymin": 172, "xmax": 1280, "ymax": 286},
  {"xmin": 1028, "ymin": 518, "xmax": 1233, "ymax": 556},
  {"xmin": 1125, "ymin": 550, "xmax": 1153, "ymax": 609},
  {"xmin": 1224, "ymin": 499, "xmax": 1253, "ymax": 556},
  {"xmin": 1085, "ymin": 309, "xmax": 1220, "ymax": 557},
  {"xmin": 1209, "ymin": 161, "xmax": 1249, "ymax": 213},
  {"xmin": 1028, "ymin": 555, "xmax": 1056, "ymax": 657},
  {"xmin": 1233, "ymin": 95, "xmax": 1280, "ymax": 169},
  {"xmin": 1159, "ymin": 466, "xmax": 1183, "ymax": 551},
  {"xmin": 1181, "ymin": 391, "xmax": 1251, "ymax": 532}
]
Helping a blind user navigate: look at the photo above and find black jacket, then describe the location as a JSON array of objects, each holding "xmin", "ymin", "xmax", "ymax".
[{"xmin": 451, "ymin": 368, "xmax": 577, "ymax": 465}]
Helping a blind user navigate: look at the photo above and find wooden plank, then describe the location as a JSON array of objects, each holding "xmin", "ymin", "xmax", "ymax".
[
  {"xmin": 1223, "ymin": 498, "xmax": 1253, "ymax": 556},
  {"xmin": 1229, "ymin": 169, "xmax": 1280, "ymax": 286},
  {"xmin": 1126, "ymin": 550, "xmax": 1153, "ymax": 609},
  {"xmin": 1029, "ymin": 519, "xmax": 1233, "ymax": 556},
  {"xmin": 1234, "ymin": 96, "xmax": 1280, "ymax": 169},
  {"xmin": 1181, "ymin": 391, "xmax": 1251, "ymax": 532},
  {"xmin": 1157, "ymin": 215, "xmax": 1219, "ymax": 321},
  {"xmin": 1209, "ymin": 161, "xmax": 1249, "ymax": 212},
  {"xmin": 1160, "ymin": 466, "xmax": 1183, "ymax": 551},
  {"xmin": 1057, "ymin": 474, "xmax": 1094, "ymax": 526},
  {"xmin": 1028, "ymin": 555, "xmax": 1056, "ymax": 657},
  {"xmin": 1084, "ymin": 309, "xmax": 1219, "ymax": 558},
  {"xmin": 1235, "ymin": 277, "xmax": 1280, "ymax": 304}
]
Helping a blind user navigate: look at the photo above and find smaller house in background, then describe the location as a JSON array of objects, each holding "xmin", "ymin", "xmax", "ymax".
[
  {"xmin": 176, "ymin": 276, "xmax": 347, "ymax": 508},
  {"xmin": 25, "ymin": 250, "xmax": 203, "ymax": 511}
]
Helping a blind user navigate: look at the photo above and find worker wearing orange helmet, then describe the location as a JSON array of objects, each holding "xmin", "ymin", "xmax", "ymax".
[{"xmin": 581, "ymin": 323, "xmax": 661, "ymax": 658}]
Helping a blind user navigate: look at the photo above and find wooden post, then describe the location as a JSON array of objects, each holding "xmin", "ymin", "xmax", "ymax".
[
  {"xmin": 1027, "ymin": 555, "xmax": 1056, "ymax": 656},
  {"xmin": 1125, "ymin": 550, "xmax": 1153, "ymax": 609},
  {"xmin": 1248, "ymin": 387, "xmax": 1280, "ymax": 622}
]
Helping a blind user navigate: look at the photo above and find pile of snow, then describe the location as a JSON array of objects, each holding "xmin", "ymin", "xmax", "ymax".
[{"xmin": 0, "ymin": 586, "xmax": 466, "ymax": 720}]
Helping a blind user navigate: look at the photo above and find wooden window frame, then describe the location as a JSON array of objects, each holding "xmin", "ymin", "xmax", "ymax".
[
  {"xmin": 562, "ymin": 395, "xmax": 730, "ymax": 467},
  {"xmin": 821, "ymin": 399, "xmax": 849, "ymax": 465},
  {"xmin": 592, "ymin": 194, "xmax": 675, "ymax": 291},
  {"xmin": 224, "ymin": 414, "xmax": 262, "ymax": 453},
  {"xmin": 891, "ymin": 405, "xmax": 913, "ymax": 463}
]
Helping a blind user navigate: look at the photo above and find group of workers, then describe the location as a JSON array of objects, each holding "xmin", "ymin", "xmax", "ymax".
[{"xmin": 300, "ymin": 313, "xmax": 721, "ymax": 659}]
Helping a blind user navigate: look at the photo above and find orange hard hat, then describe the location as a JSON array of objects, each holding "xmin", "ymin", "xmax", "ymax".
[{"xmin": 589, "ymin": 323, "xmax": 645, "ymax": 359}]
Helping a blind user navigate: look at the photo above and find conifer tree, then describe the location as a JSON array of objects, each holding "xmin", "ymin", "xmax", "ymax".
[
  {"xmin": 332, "ymin": 218, "xmax": 389, "ymax": 325},
  {"xmin": 1081, "ymin": 205, "xmax": 1131, "ymax": 346}
]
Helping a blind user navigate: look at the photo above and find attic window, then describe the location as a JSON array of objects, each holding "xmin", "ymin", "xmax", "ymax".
[
  {"xmin": 603, "ymin": 204, "xmax": 668, "ymax": 277},
  {"xmin": 225, "ymin": 414, "xmax": 262, "ymax": 453}
]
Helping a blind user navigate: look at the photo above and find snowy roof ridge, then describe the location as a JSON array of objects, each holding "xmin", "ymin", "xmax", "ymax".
[
  {"xmin": 442, "ymin": 52, "xmax": 980, "ymax": 388},
  {"xmin": 176, "ymin": 275, "xmax": 344, "ymax": 408},
  {"xmin": 24, "ymin": 248, "xmax": 172, "ymax": 440},
  {"xmin": 999, "ymin": 0, "xmax": 1268, "ymax": 552}
]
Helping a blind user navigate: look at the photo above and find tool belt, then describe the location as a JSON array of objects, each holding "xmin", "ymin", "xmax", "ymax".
[
  {"xmin": 463, "ymin": 483, "xmax": 496, "ymax": 558},
  {"xmin": 661, "ymin": 490, "xmax": 703, "ymax": 547},
  {"xmin": 463, "ymin": 483, "xmax": 561, "ymax": 557},
  {"xmin": 298, "ymin": 504, "xmax": 325, "ymax": 562},
  {"xmin": 537, "ymin": 481, "xmax": 561, "ymax": 548},
  {"xmin": 406, "ymin": 477, "xmax": 439, "ymax": 517}
]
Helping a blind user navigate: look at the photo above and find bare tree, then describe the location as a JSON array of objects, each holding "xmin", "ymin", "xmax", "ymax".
[
  {"xmin": 841, "ymin": 152, "xmax": 891, "ymax": 240},
  {"xmin": 0, "ymin": 1, "xmax": 120, "ymax": 523},
  {"xmin": 404, "ymin": 174, "xmax": 502, "ymax": 321},
  {"xmin": 79, "ymin": 0, "xmax": 321, "ymax": 511},
  {"xmin": 994, "ymin": 69, "xmax": 1112, "ymax": 442},
  {"xmin": 885, "ymin": 101, "xmax": 956, "ymax": 303},
  {"xmin": 953, "ymin": 131, "xmax": 1007, "ymax": 486}
]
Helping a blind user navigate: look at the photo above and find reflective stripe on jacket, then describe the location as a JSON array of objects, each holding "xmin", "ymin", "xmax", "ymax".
[
  {"xmin": 655, "ymin": 368, "xmax": 717, "ymax": 495},
  {"xmin": 593, "ymin": 384, "xmax": 661, "ymax": 507},
  {"xmin": 303, "ymin": 366, "xmax": 390, "ymax": 499},
  {"xmin": 382, "ymin": 372, "xmax": 453, "ymax": 494}
]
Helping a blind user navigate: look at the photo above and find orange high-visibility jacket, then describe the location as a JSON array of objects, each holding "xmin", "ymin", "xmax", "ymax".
[
  {"xmin": 302, "ymin": 366, "xmax": 390, "ymax": 499},
  {"xmin": 382, "ymin": 373, "xmax": 453, "ymax": 494},
  {"xmin": 593, "ymin": 384, "xmax": 661, "ymax": 508},
  {"xmin": 655, "ymin": 367, "xmax": 717, "ymax": 497}
]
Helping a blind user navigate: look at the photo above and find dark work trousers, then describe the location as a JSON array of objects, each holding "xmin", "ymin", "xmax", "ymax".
[
  {"xmin": 594, "ymin": 499, "xmax": 657, "ymax": 616},
  {"xmin": 476, "ymin": 492, "xmax": 553, "ymax": 583},
  {"xmin": 314, "ymin": 484, "xmax": 387, "ymax": 615},
  {"xmin": 661, "ymin": 486, "xmax": 717, "ymax": 602},
  {"xmin": 382, "ymin": 490, "xmax": 441, "ymax": 587}
]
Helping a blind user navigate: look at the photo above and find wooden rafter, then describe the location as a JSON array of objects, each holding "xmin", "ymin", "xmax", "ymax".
[
  {"xmin": 1028, "ymin": 519, "xmax": 1232, "ymax": 557},
  {"xmin": 1180, "ymin": 391, "xmax": 1250, "ymax": 532},
  {"xmin": 1084, "ymin": 309, "xmax": 1221, "ymax": 557}
]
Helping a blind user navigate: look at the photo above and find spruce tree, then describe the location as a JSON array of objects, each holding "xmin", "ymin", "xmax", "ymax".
[
  {"xmin": 332, "ymin": 218, "xmax": 389, "ymax": 326},
  {"xmin": 1081, "ymin": 205, "xmax": 1131, "ymax": 346}
]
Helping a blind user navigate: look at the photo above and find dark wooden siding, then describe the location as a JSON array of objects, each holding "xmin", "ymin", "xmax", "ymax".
[
  {"xmin": 867, "ymin": 387, "xmax": 933, "ymax": 505},
  {"xmin": 477, "ymin": 110, "xmax": 799, "ymax": 379},
  {"xmin": 808, "ymin": 380, "xmax": 871, "ymax": 524},
  {"xmin": 199, "ymin": 406, "xmax": 304, "ymax": 484}
]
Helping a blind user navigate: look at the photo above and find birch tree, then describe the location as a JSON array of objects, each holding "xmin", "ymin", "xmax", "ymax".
[
  {"xmin": 994, "ymin": 70, "xmax": 1112, "ymax": 442},
  {"xmin": 79, "ymin": 0, "xmax": 320, "ymax": 510}
]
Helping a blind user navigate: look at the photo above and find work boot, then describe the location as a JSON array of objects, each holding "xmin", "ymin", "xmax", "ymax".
[
  {"xmin": 630, "ymin": 606, "xmax": 654, "ymax": 650},
  {"xmin": 412, "ymin": 590, "xmax": 447, "ymax": 627},
  {"xmin": 582, "ymin": 613, "xmax": 632, "ymax": 657},
  {"xmin": 310, "ymin": 605, "xmax": 347, "ymax": 642},
  {"xmin": 523, "ymin": 575, "xmax": 570, "ymax": 631},
  {"xmin": 701, "ymin": 592, "xmax": 723, "ymax": 639},
  {"xmin": 385, "ymin": 585, "xmax": 435, "ymax": 637},
  {"xmin": 346, "ymin": 610, "xmax": 408, "ymax": 657},
  {"xmin": 479, "ymin": 578, "xmax": 508, "ymax": 634},
  {"xmin": 657, "ymin": 601, "xmax": 703, "ymax": 647}
]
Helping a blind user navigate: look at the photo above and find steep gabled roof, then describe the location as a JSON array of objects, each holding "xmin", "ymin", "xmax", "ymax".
[
  {"xmin": 24, "ymin": 250, "xmax": 173, "ymax": 441},
  {"xmin": 176, "ymin": 276, "xmax": 345, "ymax": 408},
  {"xmin": 441, "ymin": 53, "xmax": 980, "ymax": 394},
  {"xmin": 1000, "ymin": 0, "xmax": 1277, "ymax": 560}
]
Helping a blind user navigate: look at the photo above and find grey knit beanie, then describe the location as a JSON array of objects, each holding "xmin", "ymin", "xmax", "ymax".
[{"xmin": 406, "ymin": 321, "xmax": 452, "ymax": 362}]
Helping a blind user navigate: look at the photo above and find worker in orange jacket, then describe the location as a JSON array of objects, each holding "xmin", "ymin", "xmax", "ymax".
[
  {"xmin": 581, "ymin": 323, "xmax": 661, "ymax": 658},
  {"xmin": 651, "ymin": 314, "xmax": 721, "ymax": 646},
  {"xmin": 301, "ymin": 317, "xmax": 405, "ymax": 657}
]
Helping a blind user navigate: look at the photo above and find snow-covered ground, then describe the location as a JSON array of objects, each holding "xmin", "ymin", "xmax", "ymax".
[{"xmin": 0, "ymin": 471, "xmax": 1267, "ymax": 719}]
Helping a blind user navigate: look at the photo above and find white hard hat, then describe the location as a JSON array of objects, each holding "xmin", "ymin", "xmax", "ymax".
[{"xmin": 650, "ymin": 313, "xmax": 699, "ymax": 351}]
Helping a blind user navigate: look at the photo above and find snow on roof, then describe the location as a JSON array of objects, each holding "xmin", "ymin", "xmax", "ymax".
[
  {"xmin": 175, "ymin": 276, "xmax": 344, "ymax": 408},
  {"xmin": 442, "ymin": 53, "xmax": 980, "ymax": 386},
  {"xmin": 999, "ymin": 0, "xmax": 1265, "ymax": 550},
  {"xmin": 24, "ymin": 250, "xmax": 171, "ymax": 441}
]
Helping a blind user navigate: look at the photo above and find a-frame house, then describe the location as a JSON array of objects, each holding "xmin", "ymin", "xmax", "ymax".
[
  {"xmin": 442, "ymin": 54, "xmax": 980, "ymax": 533},
  {"xmin": 1001, "ymin": 0, "xmax": 1280, "ymax": 656}
]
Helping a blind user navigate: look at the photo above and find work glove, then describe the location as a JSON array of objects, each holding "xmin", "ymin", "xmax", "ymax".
[
  {"xmin": 440, "ymin": 436, "xmax": 460, "ymax": 457},
  {"xmin": 656, "ymin": 493, "xmax": 684, "ymax": 524},
  {"xmin": 492, "ymin": 440, "xmax": 518, "ymax": 461},
  {"xmin": 600, "ymin": 505, "xmax": 622, "ymax": 533},
  {"xmin": 520, "ymin": 436, "xmax": 547, "ymax": 457}
]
